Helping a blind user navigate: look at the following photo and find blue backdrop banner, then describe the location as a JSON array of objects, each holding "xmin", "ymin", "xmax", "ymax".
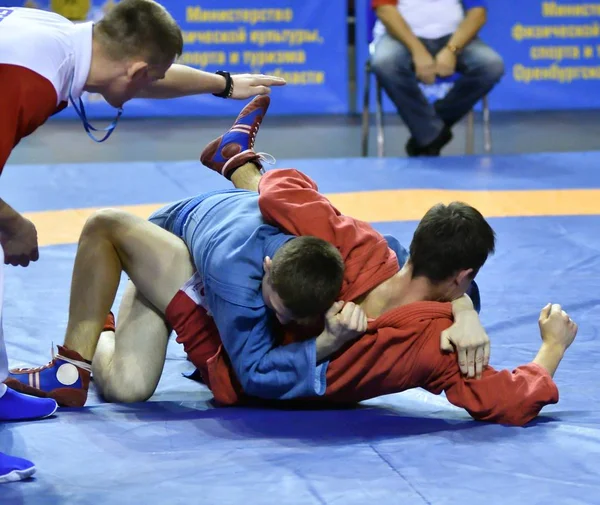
[
  {"xmin": 355, "ymin": 0, "xmax": 600, "ymax": 113},
  {"xmin": 2, "ymin": 0, "xmax": 348, "ymax": 118}
]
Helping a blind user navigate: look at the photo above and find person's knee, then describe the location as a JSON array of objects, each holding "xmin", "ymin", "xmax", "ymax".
[
  {"xmin": 470, "ymin": 48, "xmax": 505, "ymax": 84},
  {"xmin": 83, "ymin": 208, "xmax": 131, "ymax": 241},
  {"xmin": 95, "ymin": 368, "xmax": 154, "ymax": 404},
  {"xmin": 371, "ymin": 39, "xmax": 412, "ymax": 80},
  {"xmin": 92, "ymin": 354, "xmax": 156, "ymax": 404},
  {"xmin": 103, "ymin": 385, "xmax": 153, "ymax": 404},
  {"xmin": 483, "ymin": 52, "xmax": 505, "ymax": 83}
]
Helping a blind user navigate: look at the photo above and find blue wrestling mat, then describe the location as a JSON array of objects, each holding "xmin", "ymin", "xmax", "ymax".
[{"xmin": 3, "ymin": 152, "xmax": 600, "ymax": 504}]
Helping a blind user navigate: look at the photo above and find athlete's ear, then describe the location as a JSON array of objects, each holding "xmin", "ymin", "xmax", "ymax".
[
  {"xmin": 455, "ymin": 268, "xmax": 474, "ymax": 286},
  {"xmin": 127, "ymin": 61, "xmax": 149, "ymax": 83},
  {"xmin": 263, "ymin": 256, "xmax": 272, "ymax": 275}
]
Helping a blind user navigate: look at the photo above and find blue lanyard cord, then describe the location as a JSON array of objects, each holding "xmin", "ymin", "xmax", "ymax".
[{"xmin": 69, "ymin": 93, "xmax": 123, "ymax": 143}]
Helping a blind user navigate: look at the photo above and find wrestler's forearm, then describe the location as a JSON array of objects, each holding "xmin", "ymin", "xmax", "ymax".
[
  {"xmin": 316, "ymin": 330, "xmax": 347, "ymax": 362},
  {"xmin": 0, "ymin": 199, "xmax": 24, "ymax": 231},
  {"xmin": 533, "ymin": 343, "xmax": 566, "ymax": 378},
  {"xmin": 451, "ymin": 294, "xmax": 475, "ymax": 315},
  {"xmin": 137, "ymin": 65, "xmax": 227, "ymax": 99}
]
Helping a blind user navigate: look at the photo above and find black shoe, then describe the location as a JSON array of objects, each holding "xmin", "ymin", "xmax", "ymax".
[
  {"xmin": 405, "ymin": 126, "xmax": 453, "ymax": 157},
  {"xmin": 405, "ymin": 136, "xmax": 420, "ymax": 157}
]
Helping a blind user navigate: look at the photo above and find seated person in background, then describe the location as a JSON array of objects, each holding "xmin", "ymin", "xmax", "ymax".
[{"xmin": 371, "ymin": 0, "xmax": 504, "ymax": 156}]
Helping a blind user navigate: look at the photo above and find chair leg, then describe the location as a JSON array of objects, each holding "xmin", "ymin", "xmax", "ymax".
[
  {"xmin": 465, "ymin": 109, "xmax": 475, "ymax": 155},
  {"xmin": 375, "ymin": 79, "xmax": 385, "ymax": 157},
  {"xmin": 361, "ymin": 63, "xmax": 372, "ymax": 157},
  {"xmin": 482, "ymin": 95, "xmax": 492, "ymax": 154}
]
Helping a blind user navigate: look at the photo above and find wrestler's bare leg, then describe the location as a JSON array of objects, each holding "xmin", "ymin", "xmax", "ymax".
[
  {"xmin": 230, "ymin": 163, "xmax": 261, "ymax": 192},
  {"xmin": 70, "ymin": 210, "xmax": 195, "ymax": 402},
  {"xmin": 92, "ymin": 281, "xmax": 174, "ymax": 403},
  {"xmin": 7, "ymin": 209, "xmax": 194, "ymax": 405},
  {"xmin": 63, "ymin": 209, "xmax": 194, "ymax": 360}
]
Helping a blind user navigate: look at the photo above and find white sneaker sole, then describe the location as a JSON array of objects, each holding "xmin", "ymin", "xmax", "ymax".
[
  {"xmin": 0, "ymin": 465, "xmax": 36, "ymax": 483},
  {"xmin": 41, "ymin": 399, "xmax": 59, "ymax": 419}
]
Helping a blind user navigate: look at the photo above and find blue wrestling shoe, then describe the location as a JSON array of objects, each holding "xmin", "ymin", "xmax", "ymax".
[
  {"xmin": 0, "ymin": 387, "xmax": 57, "ymax": 421},
  {"xmin": 0, "ymin": 452, "xmax": 35, "ymax": 484},
  {"xmin": 5, "ymin": 345, "xmax": 91, "ymax": 408},
  {"xmin": 200, "ymin": 95, "xmax": 274, "ymax": 180}
]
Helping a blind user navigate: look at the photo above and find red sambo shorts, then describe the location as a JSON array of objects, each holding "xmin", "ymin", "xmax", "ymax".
[
  {"xmin": 164, "ymin": 272, "xmax": 221, "ymax": 380},
  {"xmin": 163, "ymin": 273, "xmax": 244, "ymax": 405}
]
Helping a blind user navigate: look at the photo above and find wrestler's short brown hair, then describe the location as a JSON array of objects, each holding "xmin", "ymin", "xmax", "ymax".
[
  {"xmin": 270, "ymin": 236, "xmax": 344, "ymax": 319},
  {"xmin": 95, "ymin": 0, "xmax": 183, "ymax": 66},
  {"xmin": 409, "ymin": 201, "xmax": 496, "ymax": 282}
]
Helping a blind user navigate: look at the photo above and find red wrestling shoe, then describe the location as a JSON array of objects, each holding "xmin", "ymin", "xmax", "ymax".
[
  {"xmin": 5, "ymin": 345, "xmax": 91, "ymax": 408},
  {"xmin": 200, "ymin": 95, "xmax": 275, "ymax": 180},
  {"xmin": 4, "ymin": 313, "xmax": 116, "ymax": 408}
]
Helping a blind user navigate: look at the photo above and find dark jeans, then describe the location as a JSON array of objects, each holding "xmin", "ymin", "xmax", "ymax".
[{"xmin": 371, "ymin": 33, "xmax": 505, "ymax": 146}]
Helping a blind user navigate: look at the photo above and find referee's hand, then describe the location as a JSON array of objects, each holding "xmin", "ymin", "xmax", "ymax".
[{"xmin": 1, "ymin": 215, "xmax": 40, "ymax": 267}]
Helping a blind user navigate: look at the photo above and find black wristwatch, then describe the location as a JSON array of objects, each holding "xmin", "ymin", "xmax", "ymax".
[{"xmin": 213, "ymin": 70, "xmax": 234, "ymax": 98}]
